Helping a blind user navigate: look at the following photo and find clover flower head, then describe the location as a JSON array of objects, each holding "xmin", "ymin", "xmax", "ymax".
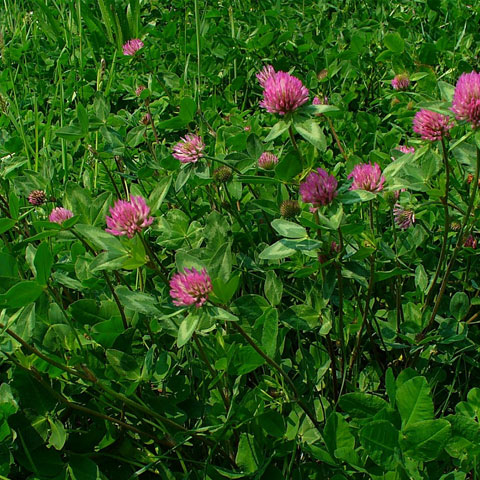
[
  {"xmin": 28, "ymin": 190, "xmax": 46, "ymax": 206},
  {"xmin": 136, "ymin": 85, "xmax": 146, "ymax": 97},
  {"xmin": 393, "ymin": 204, "xmax": 415, "ymax": 229},
  {"xmin": 396, "ymin": 145, "xmax": 415, "ymax": 154},
  {"xmin": 172, "ymin": 134, "xmax": 205, "ymax": 164},
  {"xmin": 49, "ymin": 207, "xmax": 73, "ymax": 224},
  {"xmin": 452, "ymin": 71, "xmax": 480, "ymax": 129},
  {"xmin": 348, "ymin": 163, "xmax": 385, "ymax": 193},
  {"xmin": 299, "ymin": 168, "xmax": 338, "ymax": 212},
  {"xmin": 105, "ymin": 196, "xmax": 154, "ymax": 238},
  {"xmin": 413, "ymin": 109, "xmax": 453, "ymax": 141},
  {"xmin": 260, "ymin": 71, "xmax": 309, "ymax": 115},
  {"xmin": 256, "ymin": 65, "xmax": 276, "ymax": 87},
  {"xmin": 123, "ymin": 39, "xmax": 144, "ymax": 56},
  {"xmin": 170, "ymin": 267, "xmax": 212, "ymax": 308},
  {"xmin": 464, "ymin": 234, "xmax": 477, "ymax": 249},
  {"xmin": 258, "ymin": 152, "xmax": 279, "ymax": 170},
  {"xmin": 392, "ymin": 74, "xmax": 410, "ymax": 91},
  {"xmin": 313, "ymin": 95, "xmax": 329, "ymax": 105}
]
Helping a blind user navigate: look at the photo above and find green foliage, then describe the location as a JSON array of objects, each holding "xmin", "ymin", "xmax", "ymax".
[{"xmin": 1, "ymin": 0, "xmax": 480, "ymax": 478}]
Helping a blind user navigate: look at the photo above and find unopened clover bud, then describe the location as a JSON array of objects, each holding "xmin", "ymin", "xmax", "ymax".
[
  {"xmin": 280, "ymin": 200, "xmax": 301, "ymax": 218},
  {"xmin": 213, "ymin": 166, "xmax": 233, "ymax": 183}
]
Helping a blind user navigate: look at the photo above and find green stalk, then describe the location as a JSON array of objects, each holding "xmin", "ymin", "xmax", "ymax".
[
  {"xmin": 232, "ymin": 322, "xmax": 323, "ymax": 430},
  {"xmin": 420, "ymin": 143, "xmax": 480, "ymax": 338},
  {"xmin": 424, "ymin": 137, "xmax": 450, "ymax": 309},
  {"xmin": 194, "ymin": 0, "xmax": 202, "ymax": 110}
]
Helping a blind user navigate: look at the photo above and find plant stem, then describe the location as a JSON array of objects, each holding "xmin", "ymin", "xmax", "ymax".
[
  {"xmin": 232, "ymin": 322, "xmax": 322, "ymax": 430},
  {"xmin": 325, "ymin": 116, "xmax": 348, "ymax": 163},
  {"xmin": 424, "ymin": 137, "xmax": 450, "ymax": 309},
  {"xmin": 193, "ymin": 333, "xmax": 230, "ymax": 411},
  {"xmin": 288, "ymin": 125, "xmax": 304, "ymax": 165},
  {"xmin": 88, "ymin": 145, "xmax": 122, "ymax": 199},
  {"xmin": 420, "ymin": 144, "xmax": 480, "ymax": 339},
  {"xmin": 139, "ymin": 233, "xmax": 169, "ymax": 284}
]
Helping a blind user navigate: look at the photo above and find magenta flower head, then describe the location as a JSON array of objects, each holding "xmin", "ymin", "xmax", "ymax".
[
  {"xmin": 260, "ymin": 71, "xmax": 309, "ymax": 115},
  {"xmin": 136, "ymin": 85, "xmax": 146, "ymax": 97},
  {"xmin": 258, "ymin": 152, "xmax": 279, "ymax": 170},
  {"xmin": 452, "ymin": 71, "xmax": 480, "ymax": 128},
  {"xmin": 172, "ymin": 134, "xmax": 205, "ymax": 164},
  {"xmin": 393, "ymin": 204, "xmax": 415, "ymax": 230},
  {"xmin": 396, "ymin": 145, "xmax": 415, "ymax": 154},
  {"xmin": 49, "ymin": 207, "xmax": 73, "ymax": 224},
  {"xmin": 348, "ymin": 163, "xmax": 385, "ymax": 193},
  {"xmin": 123, "ymin": 39, "xmax": 144, "ymax": 56},
  {"xmin": 256, "ymin": 65, "xmax": 276, "ymax": 88},
  {"xmin": 313, "ymin": 95, "xmax": 329, "ymax": 106},
  {"xmin": 299, "ymin": 168, "xmax": 338, "ymax": 211},
  {"xmin": 391, "ymin": 74, "xmax": 410, "ymax": 91},
  {"xmin": 170, "ymin": 267, "xmax": 213, "ymax": 308},
  {"xmin": 464, "ymin": 234, "xmax": 477, "ymax": 249},
  {"xmin": 28, "ymin": 190, "xmax": 46, "ymax": 206},
  {"xmin": 413, "ymin": 109, "xmax": 453, "ymax": 141},
  {"xmin": 105, "ymin": 196, "xmax": 154, "ymax": 238}
]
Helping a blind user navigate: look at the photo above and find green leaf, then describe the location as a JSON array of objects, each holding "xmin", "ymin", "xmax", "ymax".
[
  {"xmin": 106, "ymin": 349, "xmax": 141, "ymax": 380},
  {"xmin": 259, "ymin": 239, "xmax": 297, "ymax": 260},
  {"xmin": 235, "ymin": 433, "xmax": 260, "ymax": 474},
  {"xmin": 156, "ymin": 97, "xmax": 196, "ymax": 130},
  {"xmin": 148, "ymin": 176, "xmax": 172, "ymax": 213},
  {"xmin": 384, "ymin": 32, "xmax": 405, "ymax": 53},
  {"xmin": 48, "ymin": 418, "xmax": 66, "ymax": 450},
  {"xmin": 450, "ymin": 292, "xmax": 469, "ymax": 321},
  {"xmin": 55, "ymin": 125, "xmax": 85, "ymax": 141},
  {"xmin": 261, "ymin": 308, "xmax": 278, "ymax": 357},
  {"xmin": 324, "ymin": 412, "xmax": 356, "ymax": 461},
  {"xmin": 68, "ymin": 455, "xmax": 100, "ymax": 480},
  {"xmin": 264, "ymin": 120, "xmax": 290, "ymax": 142},
  {"xmin": 339, "ymin": 393, "xmax": 390, "ymax": 419},
  {"xmin": 77, "ymin": 103, "xmax": 89, "ymax": 133},
  {"xmin": 208, "ymin": 242, "xmax": 232, "ymax": 283},
  {"xmin": 274, "ymin": 151, "xmax": 303, "ymax": 181},
  {"xmin": 415, "ymin": 264, "xmax": 428, "ymax": 292},
  {"xmin": 396, "ymin": 376, "xmax": 433, "ymax": 428},
  {"xmin": 115, "ymin": 286, "xmax": 160, "ymax": 315},
  {"xmin": 359, "ymin": 420, "xmax": 399, "ymax": 468},
  {"xmin": 271, "ymin": 219, "xmax": 307, "ymax": 238},
  {"xmin": 177, "ymin": 313, "xmax": 199, "ymax": 347},
  {"xmin": 401, "ymin": 419, "xmax": 451, "ymax": 461},
  {"xmin": 293, "ymin": 118, "xmax": 327, "ymax": 151},
  {"xmin": 75, "ymin": 224, "xmax": 126, "ymax": 254},
  {"xmin": 339, "ymin": 190, "xmax": 376, "ymax": 204},
  {"xmin": 0, "ymin": 219, "xmax": 16, "ymax": 235},
  {"xmin": 2, "ymin": 281, "xmax": 44, "ymax": 308},
  {"xmin": 264, "ymin": 271, "xmax": 283, "ymax": 306},
  {"xmin": 34, "ymin": 242, "xmax": 53, "ymax": 286},
  {"xmin": 9, "ymin": 304, "xmax": 36, "ymax": 344}
]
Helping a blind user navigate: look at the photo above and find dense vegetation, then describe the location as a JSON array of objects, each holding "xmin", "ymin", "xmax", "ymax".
[{"xmin": 1, "ymin": 0, "xmax": 480, "ymax": 478}]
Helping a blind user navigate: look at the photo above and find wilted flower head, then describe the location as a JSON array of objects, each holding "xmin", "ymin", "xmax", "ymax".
[
  {"xmin": 141, "ymin": 113, "xmax": 151, "ymax": 125},
  {"xmin": 28, "ymin": 190, "xmax": 46, "ymax": 206},
  {"xmin": 136, "ymin": 85, "xmax": 146, "ymax": 97},
  {"xmin": 413, "ymin": 109, "xmax": 453, "ymax": 141},
  {"xmin": 105, "ymin": 196, "xmax": 154, "ymax": 238},
  {"xmin": 348, "ymin": 163, "xmax": 385, "ymax": 192},
  {"xmin": 170, "ymin": 267, "xmax": 212, "ymax": 308},
  {"xmin": 391, "ymin": 74, "xmax": 410, "ymax": 91},
  {"xmin": 49, "ymin": 207, "xmax": 73, "ymax": 224},
  {"xmin": 396, "ymin": 145, "xmax": 415, "ymax": 154},
  {"xmin": 393, "ymin": 204, "xmax": 415, "ymax": 230},
  {"xmin": 280, "ymin": 199, "xmax": 301, "ymax": 218},
  {"xmin": 452, "ymin": 71, "xmax": 480, "ymax": 128},
  {"xmin": 464, "ymin": 234, "xmax": 477, "ymax": 249},
  {"xmin": 256, "ymin": 65, "xmax": 276, "ymax": 87},
  {"xmin": 213, "ymin": 166, "xmax": 233, "ymax": 183},
  {"xmin": 123, "ymin": 39, "xmax": 144, "ymax": 56},
  {"xmin": 172, "ymin": 134, "xmax": 205, "ymax": 163},
  {"xmin": 299, "ymin": 168, "xmax": 338, "ymax": 211},
  {"xmin": 313, "ymin": 95, "xmax": 329, "ymax": 105},
  {"xmin": 258, "ymin": 152, "xmax": 279, "ymax": 170},
  {"xmin": 260, "ymin": 71, "xmax": 309, "ymax": 115}
]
